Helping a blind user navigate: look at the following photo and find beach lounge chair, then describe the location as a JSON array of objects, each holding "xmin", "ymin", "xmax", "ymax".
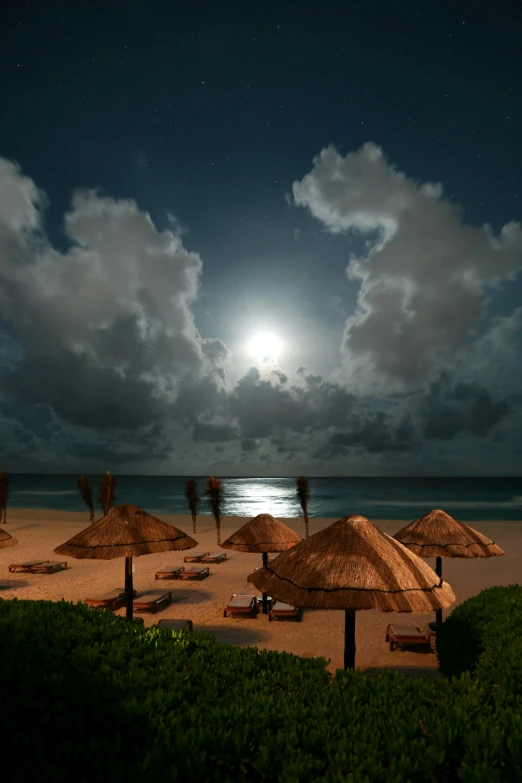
[
  {"xmin": 268, "ymin": 600, "xmax": 303, "ymax": 622},
  {"xmin": 157, "ymin": 618, "xmax": 193, "ymax": 632},
  {"xmin": 199, "ymin": 552, "xmax": 227, "ymax": 564},
  {"xmin": 385, "ymin": 624, "xmax": 431, "ymax": 652},
  {"xmin": 8, "ymin": 559, "xmax": 51, "ymax": 573},
  {"xmin": 27, "ymin": 560, "xmax": 68, "ymax": 574},
  {"xmin": 155, "ymin": 566, "xmax": 185, "ymax": 580},
  {"xmin": 85, "ymin": 588, "xmax": 137, "ymax": 611},
  {"xmin": 177, "ymin": 566, "xmax": 210, "ymax": 580},
  {"xmin": 133, "ymin": 590, "xmax": 172, "ymax": 613},
  {"xmin": 223, "ymin": 594, "xmax": 258, "ymax": 618},
  {"xmin": 183, "ymin": 552, "xmax": 210, "ymax": 563}
]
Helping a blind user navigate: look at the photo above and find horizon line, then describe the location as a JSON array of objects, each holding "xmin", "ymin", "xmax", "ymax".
[{"xmin": 3, "ymin": 473, "xmax": 521, "ymax": 479}]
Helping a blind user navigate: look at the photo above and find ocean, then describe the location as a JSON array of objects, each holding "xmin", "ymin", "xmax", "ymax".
[{"xmin": 4, "ymin": 474, "xmax": 522, "ymax": 522}]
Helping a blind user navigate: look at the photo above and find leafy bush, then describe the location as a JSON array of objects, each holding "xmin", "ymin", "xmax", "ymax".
[
  {"xmin": 1, "ymin": 593, "xmax": 522, "ymax": 782},
  {"xmin": 436, "ymin": 584, "xmax": 522, "ymax": 680}
]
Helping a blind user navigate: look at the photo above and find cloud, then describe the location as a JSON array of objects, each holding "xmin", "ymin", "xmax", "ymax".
[
  {"xmin": 226, "ymin": 366, "xmax": 357, "ymax": 440},
  {"xmin": 0, "ymin": 158, "xmax": 227, "ymax": 442},
  {"xmin": 1, "ymin": 153, "xmax": 520, "ymax": 474},
  {"xmin": 292, "ymin": 143, "xmax": 522, "ymax": 387},
  {"xmin": 318, "ymin": 411, "xmax": 415, "ymax": 457},
  {"xmin": 241, "ymin": 438, "xmax": 259, "ymax": 452},
  {"xmin": 417, "ymin": 374, "xmax": 511, "ymax": 441}
]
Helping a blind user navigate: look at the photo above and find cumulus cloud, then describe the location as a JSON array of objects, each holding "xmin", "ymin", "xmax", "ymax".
[
  {"xmin": 0, "ymin": 158, "xmax": 226, "ymax": 440},
  {"xmin": 0, "ymin": 152, "xmax": 520, "ymax": 473},
  {"xmin": 292, "ymin": 143, "xmax": 522, "ymax": 387}
]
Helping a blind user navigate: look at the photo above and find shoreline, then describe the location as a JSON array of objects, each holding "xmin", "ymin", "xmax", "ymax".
[
  {"xmin": 4, "ymin": 507, "xmax": 522, "ymax": 526},
  {"xmin": 1, "ymin": 509, "xmax": 520, "ymax": 675}
]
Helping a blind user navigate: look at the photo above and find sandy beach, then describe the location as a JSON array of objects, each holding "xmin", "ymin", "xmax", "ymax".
[{"xmin": 1, "ymin": 509, "xmax": 520, "ymax": 676}]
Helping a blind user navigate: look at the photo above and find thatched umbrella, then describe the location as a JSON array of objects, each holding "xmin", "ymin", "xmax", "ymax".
[
  {"xmin": 0, "ymin": 527, "xmax": 17, "ymax": 549},
  {"xmin": 54, "ymin": 504, "xmax": 198, "ymax": 621},
  {"xmin": 248, "ymin": 514, "xmax": 455, "ymax": 669},
  {"xmin": 221, "ymin": 513, "xmax": 301, "ymax": 614},
  {"xmin": 394, "ymin": 508, "xmax": 505, "ymax": 626}
]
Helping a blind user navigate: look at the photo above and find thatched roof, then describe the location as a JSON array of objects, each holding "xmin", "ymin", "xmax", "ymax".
[
  {"xmin": 221, "ymin": 513, "xmax": 301, "ymax": 553},
  {"xmin": 394, "ymin": 509, "xmax": 505, "ymax": 559},
  {"xmin": 54, "ymin": 504, "xmax": 198, "ymax": 560},
  {"xmin": 0, "ymin": 527, "xmax": 17, "ymax": 549},
  {"xmin": 248, "ymin": 514, "xmax": 455, "ymax": 612}
]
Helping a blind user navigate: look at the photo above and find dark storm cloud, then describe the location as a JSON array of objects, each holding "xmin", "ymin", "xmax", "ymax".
[
  {"xmin": 418, "ymin": 375, "xmax": 512, "ymax": 441},
  {"xmin": 320, "ymin": 411, "xmax": 414, "ymax": 456},
  {"xmin": 241, "ymin": 439, "xmax": 258, "ymax": 452},
  {"xmin": 193, "ymin": 420, "xmax": 238, "ymax": 443},
  {"xmin": 227, "ymin": 366, "xmax": 357, "ymax": 440}
]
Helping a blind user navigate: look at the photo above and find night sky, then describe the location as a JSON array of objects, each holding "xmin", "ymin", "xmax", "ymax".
[{"xmin": 1, "ymin": 0, "xmax": 521, "ymax": 476}]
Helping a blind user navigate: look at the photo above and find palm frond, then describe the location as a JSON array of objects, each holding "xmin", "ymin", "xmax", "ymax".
[
  {"xmin": 205, "ymin": 476, "xmax": 223, "ymax": 522},
  {"xmin": 0, "ymin": 472, "xmax": 10, "ymax": 524},
  {"xmin": 205, "ymin": 476, "xmax": 223, "ymax": 545},
  {"xmin": 185, "ymin": 479, "xmax": 199, "ymax": 519},
  {"xmin": 78, "ymin": 476, "xmax": 95, "ymax": 522},
  {"xmin": 296, "ymin": 476, "xmax": 310, "ymax": 512},
  {"xmin": 97, "ymin": 470, "xmax": 118, "ymax": 515}
]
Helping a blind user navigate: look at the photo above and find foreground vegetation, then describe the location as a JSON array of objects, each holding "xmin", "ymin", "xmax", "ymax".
[{"xmin": 1, "ymin": 585, "xmax": 522, "ymax": 782}]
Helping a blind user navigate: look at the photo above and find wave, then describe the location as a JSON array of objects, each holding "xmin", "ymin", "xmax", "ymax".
[
  {"xmin": 11, "ymin": 490, "xmax": 77, "ymax": 496},
  {"xmin": 368, "ymin": 496, "xmax": 522, "ymax": 509}
]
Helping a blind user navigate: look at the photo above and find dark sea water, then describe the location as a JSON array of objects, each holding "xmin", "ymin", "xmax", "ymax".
[{"xmin": 5, "ymin": 474, "xmax": 522, "ymax": 522}]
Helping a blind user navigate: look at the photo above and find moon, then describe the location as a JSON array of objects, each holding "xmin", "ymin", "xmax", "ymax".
[{"xmin": 249, "ymin": 332, "xmax": 281, "ymax": 362}]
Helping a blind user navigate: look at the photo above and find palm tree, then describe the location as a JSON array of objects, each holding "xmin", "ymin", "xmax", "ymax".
[
  {"xmin": 78, "ymin": 476, "xmax": 95, "ymax": 523},
  {"xmin": 296, "ymin": 475, "xmax": 310, "ymax": 538},
  {"xmin": 205, "ymin": 476, "xmax": 223, "ymax": 546},
  {"xmin": 98, "ymin": 470, "xmax": 117, "ymax": 515},
  {"xmin": 185, "ymin": 479, "xmax": 199, "ymax": 534},
  {"xmin": 0, "ymin": 472, "xmax": 9, "ymax": 525}
]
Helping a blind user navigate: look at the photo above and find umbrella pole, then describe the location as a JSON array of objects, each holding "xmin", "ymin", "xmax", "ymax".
[
  {"xmin": 261, "ymin": 552, "xmax": 268, "ymax": 614},
  {"xmin": 344, "ymin": 609, "xmax": 356, "ymax": 669},
  {"xmin": 435, "ymin": 556, "xmax": 442, "ymax": 626},
  {"xmin": 125, "ymin": 556, "xmax": 134, "ymax": 621}
]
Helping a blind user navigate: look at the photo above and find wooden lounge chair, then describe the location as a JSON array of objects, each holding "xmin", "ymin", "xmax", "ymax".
[
  {"xmin": 133, "ymin": 590, "xmax": 172, "ymax": 613},
  {"xmin": 223, "ymin": 594, "xmax": 258, "ymax": 618},
  {"xmin": 385, "ymin": 624, "xmax": 431, "ymax": 652},
  {"xmin": 268, "ymin": 600, "xmax": 303, "ymax": 622},
  {"xmin": 183, "ymin": 552, "xmax": 210, "ymax": 563},
  {"xmin": 177, "ymin": 566, "xmax": 210, "ymax": 580},
  {"xmin": 157, "ymin": 618, "xmax": 193, "ymax": 632},
  {"xmin": 8, "ymin": 560, "xmax": 51, "ymax": 573},
  {"xmin": 199, "ymin": 552, "xmax": 227, "ymax": 564},
  {"xmin": 85, "ymin": 589, "xmax": 137, "ymax": 611},
  {"xmin": 155, "ymin": 566, "xmax": 185, "ymax": 580},
  {"xmin": 27, "ymin": 561, "xmax": 68, "ymax": 574}
]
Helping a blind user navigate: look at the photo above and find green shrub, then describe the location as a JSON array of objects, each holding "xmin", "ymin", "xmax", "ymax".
[
  {"xmin": 436, "ymin": 585, "xmax": 522, "ymax": 680},
  {"xmin": 1, "ymin": 594, "xmax": 522, "ymax": 782}
]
